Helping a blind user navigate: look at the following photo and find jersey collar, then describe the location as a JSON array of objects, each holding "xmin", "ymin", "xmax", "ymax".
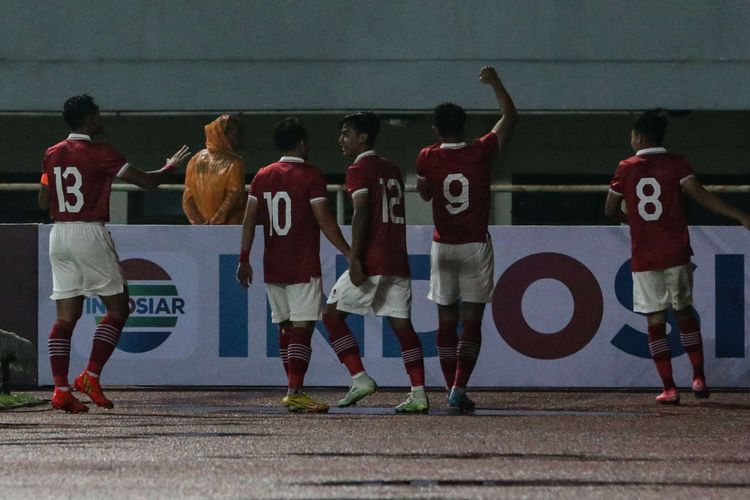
[
  {"xmin": 279, "ymin": 156, "xmax": 305, "ymax": 163},
  {"xmin": 440, "ymin": 142, "xmax": 467, "ymax": 149},
  {"xmin": 354, "ymin": 150, "xmax": 376, "ymax": 163},
  {"xmin": 636, "ymin": 147, "xmax": 667, "ymax": 156},
  {"xmin": 67, "ymin": 133, "xmax": 92, "ymax": 142}
]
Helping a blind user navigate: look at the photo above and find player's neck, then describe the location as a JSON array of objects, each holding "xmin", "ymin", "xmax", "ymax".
[{"xmin": 440, "ymin": 135, "xmax": 465, "ymax": 144}]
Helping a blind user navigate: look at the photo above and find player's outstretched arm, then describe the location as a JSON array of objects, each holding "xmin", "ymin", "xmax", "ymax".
[
  {"xmin": 120, "ymin": 145, "xmax": 191, "ymax": 191},
  {"xmin": 312, "ymin": 201, "xmax": 351, "ymax": 259},
  {"xmin": 480, "ymin": 66, "xmax": 518, "ymax": 145},
  {"xmin": 682, "ymin": 177, "xmax": 750, "ymax": 230},
  {"xmin": 236, "ymin": 197, "xmax": 258, "ymax": 287},
  {"xmin": 349, "ymin": 192, "xmax": 371, "ymax": 286},
  {"xmin": 604, "ymin": 192, "xmax": 628, "ymax": 224}
]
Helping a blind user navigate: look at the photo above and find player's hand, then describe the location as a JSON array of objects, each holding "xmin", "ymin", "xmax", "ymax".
[
  {"xmin": 236, "ymin": 262, "xmax": 253, "ymax": 287},
  {"xmin": 165, "ymin": 145, "xmax": 192, "ymax": 170},
  {"xmin": 479, "ymin": 66, "xmax": 500, "ymax": 85},
  {"xmin": 348, "ymin": 259, "xmax": 366, "ymax": 287}
]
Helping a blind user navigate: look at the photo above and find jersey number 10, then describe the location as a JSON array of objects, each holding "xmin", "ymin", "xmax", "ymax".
[{"xmin": 263, "ymin": 192, "xmax": 291, "ymax": 236}]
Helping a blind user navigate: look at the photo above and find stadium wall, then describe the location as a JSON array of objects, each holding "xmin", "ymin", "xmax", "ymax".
[
  {"xmin": 26, "ymin": 224, "xmax": 750, "ymax": 388},
  {"xmin": 2, "ymin": 1, "xmax": 750, "ymax": 111}
]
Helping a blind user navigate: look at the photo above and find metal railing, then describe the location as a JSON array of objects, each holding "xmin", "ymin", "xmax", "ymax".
[{"xmin": 4, "ymin": 182, "xmax": 750, "ymax": 225}]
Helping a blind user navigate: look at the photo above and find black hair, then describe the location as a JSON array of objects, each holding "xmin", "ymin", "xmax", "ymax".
[
  {"xmin": 339, "ymin": 112, "xmax": 380, "ymax": 146},
  {"xmin": 273, "ymin": 117, "xmax": 307, "ymax": 151},
  {"xmin": 62, "ymin": 94, "xmax": 99, "ymax": 130},
  {"xmin": 633, "ymin": 109, "xmax": 668, "ymax": 146},
  {"xmin": 433, "ymin": 102, "xmax": 466, "ymax": 137}
]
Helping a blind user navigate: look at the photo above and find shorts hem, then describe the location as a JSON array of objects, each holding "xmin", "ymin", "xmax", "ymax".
[{"xmin": 633, "ymin": 303, "xmax": 670, "ymax": 314}]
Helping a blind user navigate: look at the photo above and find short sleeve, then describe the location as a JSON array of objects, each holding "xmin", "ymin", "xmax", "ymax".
[
  {"xmin": 247, "ymin": 172, "xmax": 260, "ymax": 203},
  {"xmin": 609, "ymin": 163, "xmax": 625, "ymax": 196},
  {"xmin": 346, "ymin": 164, "xmax": 369, "ymax": 198},
  {"xmin": 678, "ymin": 158, "xmax": 696, "ymax": 185},
  {"xmin": 416, "ymin": 148, "xmax": 432, "ymax": 179},
  {"xmin": 474, "ymin": 132, "xmax": 500, "ymax": 160},
  {"xmin": 98, "ymin": 144, "xmax": 129, "ymax": 177},
  {"xmin": 308, "ymin": 168, "xmax": 328, "ymax": 204}
]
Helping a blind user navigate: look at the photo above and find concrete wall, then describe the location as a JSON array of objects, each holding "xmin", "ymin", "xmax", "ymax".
[{"xmin": 2, "ymin": 0, "xmax": 750, "ymax": 111}]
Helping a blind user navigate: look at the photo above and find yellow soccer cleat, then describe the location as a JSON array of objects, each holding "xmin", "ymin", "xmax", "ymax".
[{"xmin": 285, "ymin": 393, "xmax": 329, "ymax": 413}]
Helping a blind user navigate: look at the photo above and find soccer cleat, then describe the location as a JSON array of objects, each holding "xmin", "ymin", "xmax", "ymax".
[
  {"xmin": 285, "ymin": 393, "xmax": 329, "ymax": 413},
  {"xmin": 655, "ymin": 387, "xmax": 680, "ymax": 405},
  {"xmin": 51, "ymin": 388, "xmax": 89, "ymax": 413},
  {"xmin": 74, "ymin": 372, "xmax": 114, "ymax": 409},
  {"xmin": 395, "ymin": 392, "xmax": 429, "ymax": 414},
  {"xmin": 281, "ymin": 395, "xmax": 291, "ymax": 407},
  {"xmin": 692, "ymin": 377, "xmax": 711, "ymax": 399},
  {"xmin": 448, "ymin": 389, "xmax": 476, "ymax": 413},
  {"xmin": 336, "ymin": 376, "xmax": 378, "ymax": 407}
]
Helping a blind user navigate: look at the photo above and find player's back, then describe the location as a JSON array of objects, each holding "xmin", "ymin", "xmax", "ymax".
[
  {"xmin": 346, "ymin": 154, "xmax": 409, "ymax": 278},
  {"xmin": 250, "ymin": 158, "xmax": 327, "ymax": 284},
  {"xmin": 417, "ymin": 132, "xmax": 499, "ymax": 244},
  {"xmin": 43, "ymin": 136, "xmax": 129, "ymax": 222},
  {"xmin": 615, "ymin": 151, "xmax": 694, "ymax": 271}
]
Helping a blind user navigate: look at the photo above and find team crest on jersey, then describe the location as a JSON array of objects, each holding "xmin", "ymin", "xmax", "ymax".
[{"xmin": 84, "ymin": 258, "xmax": 185, "ymax": 353}]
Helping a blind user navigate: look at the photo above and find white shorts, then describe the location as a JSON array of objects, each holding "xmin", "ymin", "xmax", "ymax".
[
  {"xmin": 427, "ymin": 238, "xmax": 495, "ymax": 305},
  {"xmin": 49, "ymin": 222, "xmax": 126, "ymax": 300},
  {"xmin": 326, "ymin": 272, "xmax": 411, "ymax": 319},
  {"xmin": 632, "ymin": 263, "xmax": 693, "ymax": 314},
  {"xmin": 266, "ymin": 277, "xmax": 323, "ymax": 323}
]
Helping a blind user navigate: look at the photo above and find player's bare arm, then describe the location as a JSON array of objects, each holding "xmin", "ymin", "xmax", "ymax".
[
  {"xmin": 236, "ymin": 197, "xmax": 258, "ymax": 287},
  {"xmin": 349, "ymin": 192, "xmax": 371, "ymax": 286},
  {"xmin": 682, "ymin": 177, "xmax": 750, "ymax": 230},
  {"xmin": 312, "ymin": 201, "xmax": 351, "ymax": 260},
  {"xmin": 119, "ymin": 145, "xmax": 191, "ymax": 190},
  {"xmin": 416, "ymin": 176, "xmax": 432, "ymax": 201},
  {"xmin": 604, "ymin": 191, "xmax": 628, "ymax": 224},
  {"xmin": 38, "ymin": 185, "xmax": 50, "ymax": 211},
  {"xmin": 479, "ymin": 66, "xmax": 518, "ymax": 145}
]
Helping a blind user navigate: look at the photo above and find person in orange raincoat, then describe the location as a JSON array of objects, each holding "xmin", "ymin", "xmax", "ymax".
[{"xmin": 182, "ymin": 115, "xmax": 246, "ymax": 224}]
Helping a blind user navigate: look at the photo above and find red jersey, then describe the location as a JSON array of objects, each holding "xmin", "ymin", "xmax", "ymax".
[
  {"xmin": 609, "ymin": 148, "xmax": 695, "ymax": 272},
  {"xmin": 42, "ymin": 134, "xmax": 129, "ymax": 222},
  {"xmin": 249, "ymin": 157, "xmax": 328, "ymax": 284},
  {"xmin": 416, "ymin": 132, "xmax": 500, "ymax": 244},
  {"xmin": 346, "ymin": 151, "xmax": 410, "ymax": 278}
]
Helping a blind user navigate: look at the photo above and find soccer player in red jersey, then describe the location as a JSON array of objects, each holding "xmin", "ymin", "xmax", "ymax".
[
  {"xmin": 605, "ymin": 110, "xmax": 750, "ymax": 404},
  {"xmin": 38, "ymin": 95, "xmax": 190, "ymax": 413},
  {"xmin": 416, "ymin": 66, "xmax": 517, "ymax": 411},
  {"xmin": 323, "ymin": 112, "xmax": 429, "ymax": 413},
  {"xmin": 236, "ymin": 118, "xmax": 350, "ymax": 413}
]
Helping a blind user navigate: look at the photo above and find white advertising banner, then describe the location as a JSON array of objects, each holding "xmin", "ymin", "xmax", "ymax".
[{"xmin": 37, "ymin": 225, "xmax": 750, "ymax": 388}]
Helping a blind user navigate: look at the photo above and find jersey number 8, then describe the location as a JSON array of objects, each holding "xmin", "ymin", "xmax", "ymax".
[{"xmin": 636, "ymin": 177, "xmax": 663, "ymax": 221}]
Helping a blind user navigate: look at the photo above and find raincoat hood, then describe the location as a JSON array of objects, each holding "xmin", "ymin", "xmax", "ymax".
[{"xmin": 205, "ymin": 115, "xmax": 235, "ymax": 155}]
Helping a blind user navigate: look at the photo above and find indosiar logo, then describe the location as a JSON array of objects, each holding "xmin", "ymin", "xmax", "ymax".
[{"xmin": 84, "ymin": 258, "xmax": 186, "ymax": 353}]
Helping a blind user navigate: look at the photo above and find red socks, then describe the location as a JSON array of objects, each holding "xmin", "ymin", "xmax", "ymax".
[
  {"xmin": 436, "ymin": 320, "xmax": 458, "ymax": 389},
  {"xmin": 323, "ymin": 312, "xmax": 365, "ymax": 376},
  {"xmin": 279, "ymin": 325, "xmax": 290, "ymax": 378},
  {"xmin": 647, "ymin": 323, "xmax": 675, "ymax": 390},
  {"xmin": 287, "ymin": 327, "xmax": 313, "ymax": 390},
  {"xmin": 48, "ymin": 319, "xmax": 75, "ymax": 388},
  {"xmin": 454, "ymin": 320, "xmax": 481, "ymax": 388},
  {"xmin": 86, "ymin": 313, "xmax": 125, "ymax": 375},
  {"xmin": 678, "ymin": 315, "xmax": 705, "ymax": 380},
  {"xmin": 392, "ymin": 325, "xmax": 425, "ymax": 387}
]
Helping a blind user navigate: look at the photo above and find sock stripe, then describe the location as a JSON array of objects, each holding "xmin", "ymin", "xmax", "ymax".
[
  {"xmin": 680, "ymin": 332, "xmax": 702, "ymax": 345},
  {"xmin": 332, "ymin": 336, "xmax": 358, "ymax": 354},
  {"xmin": 649, "ymin": 339, "xmax": 671, "ymax": 356},
  {"xmin": 401, "ymin": 347, "xmax": 424, "ymax": 363},
  {"xmin": 458, "ymin": 341, "xmax": 480, "ymax": 359}
]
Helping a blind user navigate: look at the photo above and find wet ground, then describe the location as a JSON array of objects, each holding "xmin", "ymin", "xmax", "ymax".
[{"xmin": 1, "ymin": 389, "xmax": 749, "ymax": 499}]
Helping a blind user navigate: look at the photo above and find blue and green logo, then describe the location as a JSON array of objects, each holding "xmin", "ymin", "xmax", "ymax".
[{"xmin": 85, "ymin": 258, "xmax": 185, "ymax": 353}]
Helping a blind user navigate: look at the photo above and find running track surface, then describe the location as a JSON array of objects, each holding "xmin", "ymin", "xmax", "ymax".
[{"xmin": 1, "ymin": 389, "xmax": 749, "ymax": 499}]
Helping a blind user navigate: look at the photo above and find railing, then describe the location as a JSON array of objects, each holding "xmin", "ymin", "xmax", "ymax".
[{"xmin": 4, "ymin": 183, "xmax": 750, "ymax": 225}]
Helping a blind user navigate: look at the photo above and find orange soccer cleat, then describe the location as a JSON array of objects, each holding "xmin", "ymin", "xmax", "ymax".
[
  {"xmin": 74, "ymin": 372, "xmax": 114, "ymax": 409},
  {"xmin": 51, "ymin": 388, "xmax": 89, "ymax": 413}
]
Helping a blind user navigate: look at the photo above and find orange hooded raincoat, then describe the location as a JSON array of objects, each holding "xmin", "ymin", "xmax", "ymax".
[{"xmin": 182, "ymin": 115, "xmax": 246, "ymax": 224}]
